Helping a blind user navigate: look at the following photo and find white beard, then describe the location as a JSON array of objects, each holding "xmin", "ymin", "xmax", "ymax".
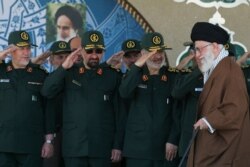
[
  {"xmin": 146, "ymin": 55, "xmax": 166, "ymax": 69},
  {"xmin": 199, "ymin": 51, "xmax": 214, "ymax": 73},
  {"xmin": 56, "ymin": 29, "xmax": 77, "ymax": 42}
]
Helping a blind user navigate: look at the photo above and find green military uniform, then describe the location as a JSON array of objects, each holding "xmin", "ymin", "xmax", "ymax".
[
  {"xmin": 119, "ymin": 32, "xmax": 179, "ymax": 167},
  {"xmin": 241, "ymin": 65, "xmax": 250, "ymax": 95},
  {"xmin": 41, "ymin": 64, "xmax": 123, "ymax": 163},
  {"xmin": 0, "ymin": 62, "xmax": 55, "ymax": 166},
  {"xmin": 43, "ymin": 40, "xmax": 72, "ymax": 167},
  {"xmin": 119, "ymin": 64, "xmax": 179, "ymax": 167},
  {"xmin": 0, "ymin": 30, "xmax": 55, "ymax": 167},
  {"xmin": 171, "ymin": 67, "xmax": 203, "ymax": 167},
  {"xmin": 41, "ymin": 30, "xmax": 125, "ymax": 167}
]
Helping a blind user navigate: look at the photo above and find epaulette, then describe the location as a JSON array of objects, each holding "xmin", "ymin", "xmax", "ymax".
[
  {"xmin": 241, "ymin": 65, "xmax": 250, "ymax": 69},
  {"xmin": 180, "ymin": 68, "xmax": 192, "ymax": 73},
  {"xmin": 168, "ymin": 67, "xmax": 179, "ymax": 73}
]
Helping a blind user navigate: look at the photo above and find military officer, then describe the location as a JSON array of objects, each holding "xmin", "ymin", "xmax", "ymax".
[
  {"xmin": 121, "ymin": 39, "xmax": 141, "ymax": 70},
  {"xmin": 41, "ymin": 30, "xmax": 125, "ymax": 167},
  {"xmin": 236, "ymin": 50, "xmax": 250, "ymax": 95},
  {"xmin": 43, "ymin": 41, "xmax": 71, "ymax": 167},
  {"xmin": 0, "ymin": 30, "xmax": 55, "ymax": 167},
  {"xmin": 119, "ymin": 32, "xmax": 179, "ymax": 167},
  {"xmin": 171, "ymin": 44, "xmax": 203, "ymax": 167}
]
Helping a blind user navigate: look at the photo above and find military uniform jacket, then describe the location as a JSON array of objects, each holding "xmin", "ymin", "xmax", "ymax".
[
  {"xmin": 41, "ymin": 64, "xmax": 124, "ymax": 158},
  {"xmin": 0, "ymin": 62, "xmax": 54, "ymax": 154},
  {"xmin": 187, "ymin": 57, "xmax": 250, "ymax": 167},
  {"xmin": 119, "ymin": 64, "xmax": 178, "ymax": 160},
  {"xmin": 241, "ymin": 65, "xmax": 250, "ymax": 95},
  {"xmin": 171, "ymin": 68, "xmax": 203, "ymax": 157}
]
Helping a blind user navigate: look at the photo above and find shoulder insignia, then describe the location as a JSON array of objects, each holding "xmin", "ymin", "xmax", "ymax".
[
  {"xmin": 242, "ymin": 65, "xmax": 250, "ymax": 69},
  {"xmin": 168, "ymin": 67, "xmax": 179, "ymax": 73}
]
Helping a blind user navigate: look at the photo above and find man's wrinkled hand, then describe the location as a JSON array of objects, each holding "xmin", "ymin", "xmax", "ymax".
[
  {"xmin": 111, "ymin": 149, "xmax": 122, "ymax": 163},
  {"xmin": 165, "ymin": 143, "xmax": 178, "ymax": 161},
  {"xmin": 135, "ymin": 50, "xmax": 157, "ymax": 67},
  {"xmin": 41, "ymin": 143, "xmax": 54, "ymax": 158}
]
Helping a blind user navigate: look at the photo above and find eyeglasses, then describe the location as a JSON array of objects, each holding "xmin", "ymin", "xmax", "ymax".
[
  {"xmin": 194, "ymin": 43, "xmax": 212, "ymax": 54},
  {"xmin": 85, "ymin": 49, "xmax": 103, "ymax": 54}
]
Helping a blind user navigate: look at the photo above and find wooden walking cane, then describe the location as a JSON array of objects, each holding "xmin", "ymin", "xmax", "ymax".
[{"xmin": 178, "ymin": 129, "xmax": 198, "ymax": 167}]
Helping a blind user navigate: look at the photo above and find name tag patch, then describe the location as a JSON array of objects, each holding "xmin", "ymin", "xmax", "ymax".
[
  {"xmin": 0, "ymin": 79, "xmax": 10, "ymax": 83},
  {"xmin": 72, "ymin": 80, "xmax": 81, "ymax": 87},
  {"xmin": 137, "ymin": 84, "xmax": 147, "ymax": 89},
  {"xmin": 28, "ymin": 82, "xmax": 43, "ymax": 85},
  {"xmin": 195, "ymin": 88, "xmax": 203, "ymax": 92}
]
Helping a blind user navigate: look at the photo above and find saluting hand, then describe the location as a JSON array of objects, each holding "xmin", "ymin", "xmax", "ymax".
[
  {"xmin": 0, "ymin": 44, "xmax": 17, "ymax": 60},
  {"xmin": 31, "ymin": 51, "xmax": 52, "ymax": 65},
  {"xmin": 62, "ymin": 48, "xmax": 82, "ymax": 69},
  {"xmin": 134, "ymin": 49, "xmax": 157, "ymax": 67},
  {"xmin": 106, "ymin": 51, "xmax": 124, "ymax": 69}
]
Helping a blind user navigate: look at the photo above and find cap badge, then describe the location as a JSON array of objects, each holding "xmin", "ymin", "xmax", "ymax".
[
  {"xmin": 126, "ymin": 41, "xmax": 135, "ymax": 49},
  {"xmin": 59, "ymin": 42, "xmax": 66, "ymax": 49},
  {"xmin": 21, "ymin": 32, "xmax": 29, "ymax": 40},
  {"xmin": 152, "ymin": 36, "xmax": 161, "ymax": 45},
  {"xmin": 90, "ymin": 34, "xmax": 99, "ymax": 42}
]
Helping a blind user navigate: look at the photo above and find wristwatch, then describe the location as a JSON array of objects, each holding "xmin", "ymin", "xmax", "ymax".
[{"xmin": 45, "ymin": 139, "xmax": 53, "ymax": 144}]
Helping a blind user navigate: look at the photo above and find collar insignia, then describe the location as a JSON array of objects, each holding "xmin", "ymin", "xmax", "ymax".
[
  {"xmin": 79, "ymin": 67, "xmax": 85, "ymax": 74},
  {"xmin": 161, "ymin": 74, "xmax": 167, "ymax": 81},
  {"xmin": 6, "ymin": 66, "xmax": 12, "ymax": 72},
  {"xmin": 27, "ymin": 67, "xmax": 32, "ymax": 73},
  {"xmin": 97, "ymin": 68, "xmax": 103, "ymax": 75},
  {"xmin": 142, "ymin": 74, "xmax": 148, "ymax": 81}
]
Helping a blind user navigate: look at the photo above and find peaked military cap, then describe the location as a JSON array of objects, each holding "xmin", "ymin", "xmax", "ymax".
[
  {"xmin": 8, "ymin": 30, "xmax": 37, "ymax": 47},
  {"xmin": 122, "ymin": 39, "xmax": 141, "ymax": 53},
  {"xmin": 141, "ymin": 32, "xmax": 172, "ymax": 51},
  {"xmin": 82, "ymin": 30, "xmax": 105, "ymax": 50},
  {"xmin": 191, "ymin": 22, "xmax": 229, "ymax": 45},
  {"xmin": 50, "ymin": 41, "xmax": 71, "ymax": 54}
]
